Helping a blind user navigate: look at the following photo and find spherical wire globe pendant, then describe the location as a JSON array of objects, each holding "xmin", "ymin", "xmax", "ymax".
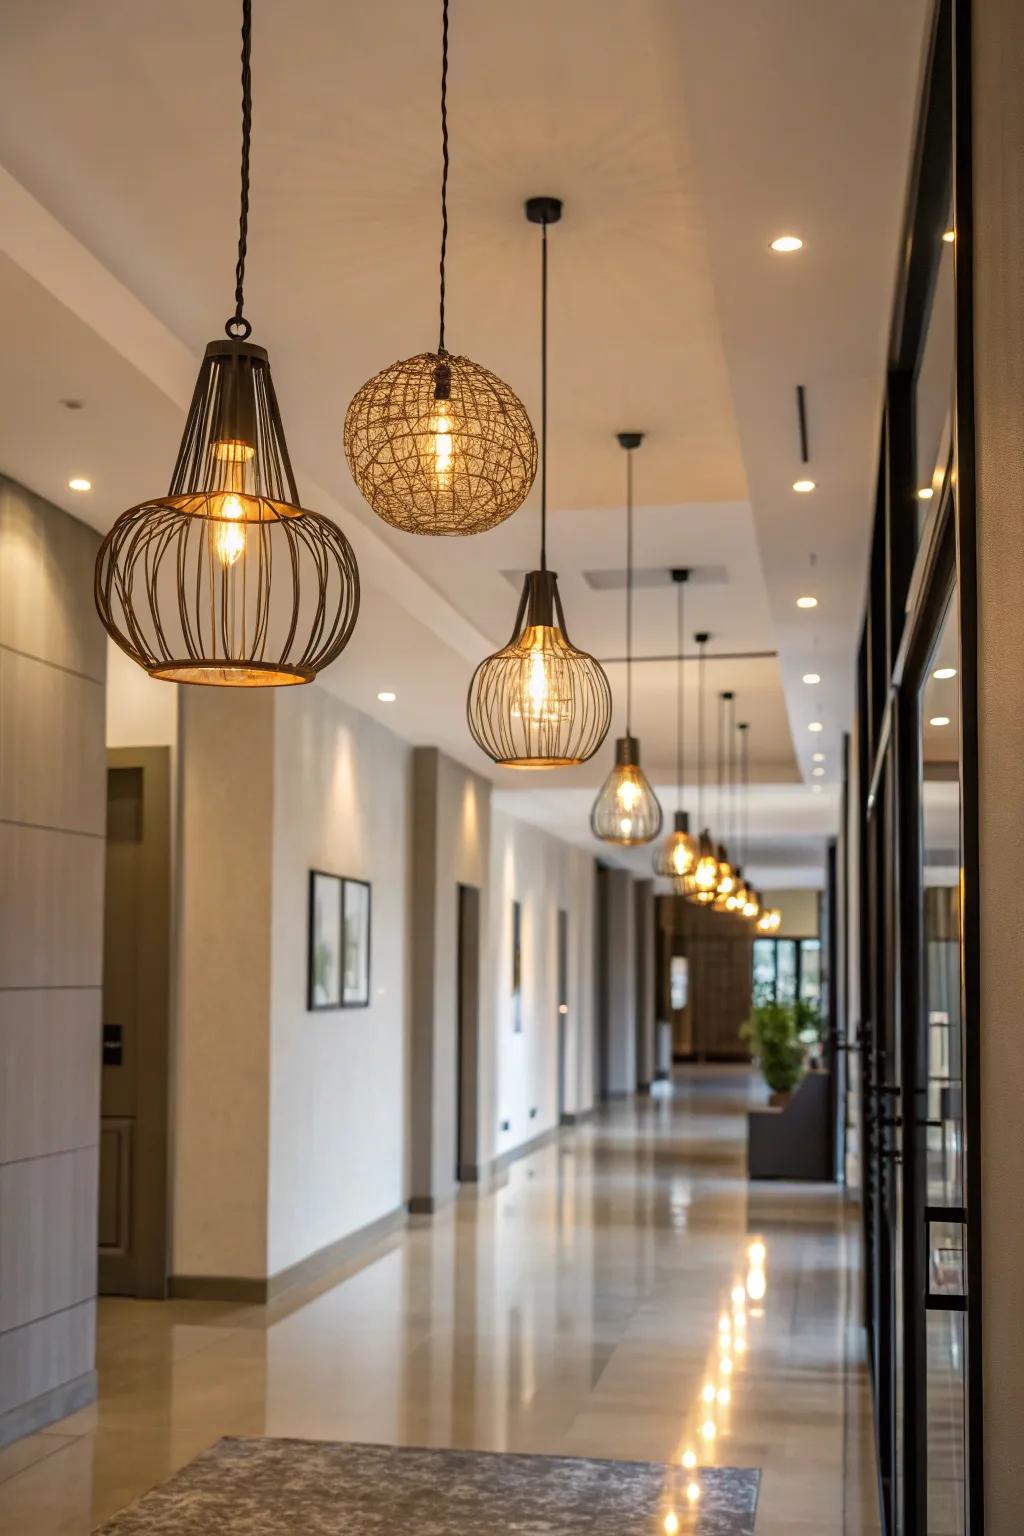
[
  {"xmin": 344, "ymin": 0, "xmax": 536, "ymax": 536},
  {"xmin": 94, "ymin": 0, "xmax": 358, "ymax": 688},
  {"xmin": 344, "ymin": 351, "xmax": 536, "ymax": 535}
]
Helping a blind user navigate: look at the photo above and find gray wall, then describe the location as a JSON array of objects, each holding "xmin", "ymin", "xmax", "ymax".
[
  {"xmin": 0, "ymin": 476, "xmax": 105, "ymax": 1445},
  {"xmin": 973, "ymin": 4, "xmax": 1024, "ymax": 1522},
  {"xmin": 600, "ymin": 868, "xmax": 637, "ymax": 1096}
]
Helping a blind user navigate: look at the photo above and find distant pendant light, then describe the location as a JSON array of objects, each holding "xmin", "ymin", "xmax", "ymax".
[
  {"xmin": 466, "ymin": 199, "xmax": 612, "ymax": 767},
  {"xmin": 344, "ymin": 0, "xmax": 536, "ymax": 535},
  {"xmin": 736, "ymin": 720, "xmax": 762, "ymax": 922},
  {"xmin": 712, "ymin": 691, "xmax": 737, "ymax": 909},
  {"xmin": 687, "ymin": 631, "xmax": 721, "ymax": 903},
  {"xmin": 590, "ymin": 434, "xmax": 663, "ymax": 844},
  {"xmin": 654, "ymin": 570, "xmax": 698, "ymax": 885},
  {"xmin": 96, "ymin": 0, "xmax": 358, "ymax": 686}
]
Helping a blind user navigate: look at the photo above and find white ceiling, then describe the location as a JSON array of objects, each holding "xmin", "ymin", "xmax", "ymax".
[{"xmin": 0, "ymin": 0, "xmax": 931, "ymax": 890}]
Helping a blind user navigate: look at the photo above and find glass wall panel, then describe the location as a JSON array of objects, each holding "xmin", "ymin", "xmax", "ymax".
[{"xmin": 919, "ymin": 588, "xmax": 966, "ymax": 1535}]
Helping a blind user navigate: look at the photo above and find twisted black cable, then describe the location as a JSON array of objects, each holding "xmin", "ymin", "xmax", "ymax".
[
  {"xmin": 438, "ymin": 0, "xmax": 450, "ymax": 354},
  {"xmin": 226, "ymin": 0, "xmax": 253, "ymax": 340}
]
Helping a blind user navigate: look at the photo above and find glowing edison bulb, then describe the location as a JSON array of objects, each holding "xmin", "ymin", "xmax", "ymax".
[
  {"xmin": 672, "ymin": 839, "xmax": 692, "ymax": 876},
  {"xmin": 512, "ymin": 628, "xmax": 568, "ymax": 725},
  {"xmin": 747, "ymin": 1267, "xmax": 767, "ymax": 1301},
  {"xmin": 717, "ymin": 1386, "xmax": 731, "ymax": 1407},
  {"xmin": 663, "ymin": 1512, "xmax": 679, "ymax": 1536},
  {"xmin": 701, "ymin": 1382, "xmax": 716, "ymax": 1404},
  {"xmin": 735, "ymin": 1337, "xmax": 747, "ymax": 1355},
  {"xmin": 681, "ymin": 1449, "xmax": 697, "ymax": 1471},
  {"xmin": 730, "ymin": 1284, "xmax": 745, "ymax": 1306},
  {"xmin": 742, "ymin": 891, "xmax": 760, "ymax": 921},
  {"xmin": 748, "ymin": 1239, "xmax": 766, "ymax": 1266},
  {"xmin": 718, "ymin": 1312, "xmax": 731, "ymax": 1335},
  {"xmin": 720, "ymin": 1356, "xmax": 733, "ymax": 1376},
  {"xmin": 432, "ymin": 408, "xmax": 455, "ymax": 490},
  {"xmin": 701, "ymin": 1419, "xmax": 716, "ymax": 1441},
  {"xmin": 211, "ymin": 438, "xmax": 254, "ymax": 568}
]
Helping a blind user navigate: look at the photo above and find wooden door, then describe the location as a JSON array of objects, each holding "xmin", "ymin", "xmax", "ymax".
[{"xmin": 99, "ymin": 748, "xmax": 171, "ymax": 1297}]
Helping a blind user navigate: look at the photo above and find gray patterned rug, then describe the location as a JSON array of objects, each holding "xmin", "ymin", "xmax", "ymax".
[{"xmin": 92, "ymin": 1437, "xmax": 761, "ymax": 1534}]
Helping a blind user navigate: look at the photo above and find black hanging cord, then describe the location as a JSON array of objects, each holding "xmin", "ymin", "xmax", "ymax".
[
  {"xmin": 739, "ymin": 722, "xmax": 750, "ymax": 867},
  {"xmin": 437, "ymin": 0, "xmax": 450, "ymax": 355},
  {"xmin": 716, "ymin": 691, "xmax": 725, "ymax": 839},
  {"xmin": 625, "ymin": 451, "xmax": 634, "ymax": 734},
  {"xmin": 539, "ymin": 216, "xmax": 549, "ymax": 570},
  {"xmin": 226, "ymin": 0, "xmax": 253, "ymax": 341},
  {"xmin": 675, "ymin": 574, "xmax": 686, "ymax": 813},
  {"xmin": 696, "ymin": 632, "xmax": 706, "ymax": 827}
]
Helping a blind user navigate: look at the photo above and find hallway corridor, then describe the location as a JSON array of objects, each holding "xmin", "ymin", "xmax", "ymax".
[{"xmin": 0, "ymin": 1070, "xmax": 879, "ymax": 1534}]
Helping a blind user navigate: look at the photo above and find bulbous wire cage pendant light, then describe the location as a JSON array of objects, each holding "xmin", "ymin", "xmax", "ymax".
[
  {"xmin": 344, "ymin": 0, "xmax": 536, "ymax": 535},
  {"xmin": 653, "ymin": 569, "xmax": 698, "ymax": 885},
  {"xmin": 591, "ymin": 432, "xmax": 662, "ymax": 845},
  {"xmin": 467, "ymin": 198, "xmax": 611, "ymax": 768},
  {"xmin": 95, "ymin": 0, "xmax": 358, "ymax": 687}
]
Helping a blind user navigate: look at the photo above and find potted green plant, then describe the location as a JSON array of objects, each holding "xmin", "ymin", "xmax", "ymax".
[{"xmin": 740, "ymin": 1001, "xmax": 806, "ymax": 1105}]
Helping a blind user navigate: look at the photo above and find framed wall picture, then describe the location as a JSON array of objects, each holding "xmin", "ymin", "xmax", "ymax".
[
  {"xmin": 342, "ymin": 878, "xmax": 371, "ymax": 1007},
  {"xmin": 308, "ymin": 870, "xmax": 343, "ymax": 1010},
  {"xmin": 511, "ymin": 899, "xmax": 522, "ymax": 1033}
]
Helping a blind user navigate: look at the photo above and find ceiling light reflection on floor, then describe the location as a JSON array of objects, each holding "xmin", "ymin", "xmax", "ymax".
[
  {"xmin": 686, "ymin": 1481, "xmax": 701, "ymax": 1504},
  {"xmin": 701, "ymin": 1420, "xmax": 716, "ymax": 1441},
  {"xmin": 663, "ymin": 1510, "xmax": 679, "ymax": 1536},
  {"xmin": 933, "ymin": 667, "xmax": 957, "ymax": 680},
  {"xmin": 929, "ymin": 715, "xmax": 951, "ymax": 727},
  {"xmin": 681, "ymin": 1449, "xmax": 697, "ymax": 1471}
]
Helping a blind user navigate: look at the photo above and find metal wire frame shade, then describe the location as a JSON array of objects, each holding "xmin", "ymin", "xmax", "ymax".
[
  {"xmin": 344, "ymin": 352, "xmax": 537, "ymax": 535},
  {"xmin": 96, "ymin": 341, "xmax": 359, "ymax": 686},
  {"xmin": 654, "ymin": 809, "xmax": 699, "ymax": 889},
  {"xmin": 467, "ymin": 570, "xmax": 612, "ymax": 767},
  {"xmin": 590, "ymin": 735, "xmax": 663, "ymax": 845}
]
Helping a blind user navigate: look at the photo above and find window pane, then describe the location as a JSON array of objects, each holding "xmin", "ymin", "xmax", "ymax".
[
  {"xmin": 775, "ymin": 940, "xmax": 797, "ymax": 1005},
  {"xmin": 752, "ymin": 939, "xmax": 776, "ymax": 1003}
]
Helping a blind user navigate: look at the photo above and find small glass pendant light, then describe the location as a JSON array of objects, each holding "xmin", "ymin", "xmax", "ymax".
[
  {"xmin": 96, "ymin": 0, "xmax": 358, "ymax": 686},
  {"xmin": 467, "ymin": 199, "xmax": 612, "ymax": 767},
  {"xmin": 654, "ymin": 570, "xmax": 698, "ymax": 885},
  {"xmin": 344, "ymin": 0, "xmax": 536, "ymax": 535},
  {"xmin": 686, "ymin": 631, "xmax": 721, "ymax": 903},
  {"xmin": 591, "ymin": 434, "xmax": 663, "ymax": 845}
]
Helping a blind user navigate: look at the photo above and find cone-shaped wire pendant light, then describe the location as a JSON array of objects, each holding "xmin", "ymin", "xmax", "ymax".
[
  {"xmin": 466, "ymin": 200, "xmax": 612, "ymax": 767},
  {"xmin": 95, "ymin": 0, "xmax": 358, "ymax": 686},
  {"xmin": 590, "ymin": 435, "xmax": 663, "ymax": 844},
  {"xmin": 686, "ymin": 631, "xmax": 721, "ymax": 903},
  {"xmin": 653, "ymin": 569, "xmax": 698, "ymax": 885},
  {"xmin": 344, "ymin": 0, "xmax": 536, "ymax": 535}
]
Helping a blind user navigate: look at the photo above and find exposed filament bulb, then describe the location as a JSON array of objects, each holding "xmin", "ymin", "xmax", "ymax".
[{"xmin": 432, "ymin": 410, "xmax": 455, "ymax": 489}]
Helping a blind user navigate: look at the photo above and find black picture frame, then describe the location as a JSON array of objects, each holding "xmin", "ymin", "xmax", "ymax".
[
  {"xmin": 342, "ymin": 877, "xmax": 372, "ymax": 1008},
  {"xmin": 308, "ymin": 869, "xmax": 343, "ymax": 1011}
]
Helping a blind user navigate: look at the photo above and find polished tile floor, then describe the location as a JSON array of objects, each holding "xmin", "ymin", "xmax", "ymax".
[{"xmin": 0, "ymin": 1067, "xmax": 880, "ymax": 1534}]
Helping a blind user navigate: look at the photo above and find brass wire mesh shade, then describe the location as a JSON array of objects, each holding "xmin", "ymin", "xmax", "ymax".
[
  {"xmin": 96, "ymin": 341, "xmax": 359, "ymax": 686},
  {"xmin": 343, "ymin": 353, "xmax": 537, "ymax": 534},
  {"xmin": 467, "ymin": 571, "xmax": 612, "ymax": 767},
  {"xmin": 590, "ymin": 735, "xmax": 663, "ymax": 844},
  {"xmin": 687, "ymin": 829, "xmax": 721, "ymax": 904}
]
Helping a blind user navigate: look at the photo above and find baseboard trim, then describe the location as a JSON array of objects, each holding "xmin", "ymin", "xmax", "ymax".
[
  {"xmin": 170, "ymin": 1204, "xmax": 408, "ymax": 1305},
  {"xmin": 0, "ymin": 1369, "xmax": 96, "ymax": 1449}
]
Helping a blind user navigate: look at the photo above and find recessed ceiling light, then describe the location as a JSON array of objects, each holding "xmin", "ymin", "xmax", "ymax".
[
  {"xmin": 792, "ymin": 478, "xmax": 815, "ymax": 494},
  {"xmin": 813, "ymin": 767, "xmax": 825, "ymax": 777},
  {"xmin": 812, "ymin": 751, "xmax": 825, "ymax": 763},
  {"xmin": 933, "ymin": 666, "xmax": 957, "ymax": 680},
  {"xmin": 771, "ymin": 235, "xmax": 803, "ymax": 253},
  {"xmin": 377, "ymin": 690, "xmax": 397, "ymax": 703},
  {"xmin": 802, "ymin": 672, "xmax": 821, "ymax": 685},
  {"xmin": 68, "ymin": 477, "xmax": 91, "ymax": 492},
  {"xmin": 917, "ymin": 486, "xmax": 934, "ymax": 500},
  {"xmin": 797, "ymin": 595, "xmax": 818, "ymax": 609},
  {"xmin": 943, "ymin": 229, "xmax": 955, "ymax": 243},
  {"xmin": 930, "ymin": 715, "xmax": 951, "ymax": 727},
  {"xmin": 808, "ymin": 721, "xmax": 824, "ymax": 733}
]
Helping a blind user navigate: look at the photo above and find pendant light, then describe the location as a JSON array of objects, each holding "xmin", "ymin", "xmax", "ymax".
[
  {"xmin": 466, "ymin": 199, "xmax": 612, "ymax": 767},
  {"xmin": 736, "ymin": 721, "xmax": 762, "ymax": 922},
  {"xmin": 654, "ymin": 570, "xmax": 698, "ymax": 884},
  {"xmin": 96, "ymin": 0, "xmax": 359, "ymax": 686},
  {"xmin": 687, "ymin": 631, "xmax": 721, "ymax": 903},
  {"xmin": 712, "ymin": 690, "xmax": 737, "ymax": 909},
  {"xmin": 730, "ymin": 719, "xmax": 750, "ymax": 915},
  {"xmin": 344, "ymin": 0, "xmax": 536, "ymax": 535},
  {"xmin": 590, "ymin": 434, "xmax": 663, "ymax": 844}
]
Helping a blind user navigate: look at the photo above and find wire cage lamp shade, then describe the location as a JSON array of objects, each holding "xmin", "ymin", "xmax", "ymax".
[
  {"xmin": 467, "ymin": 570, "xmax": 611, "ymax": 767},
  {"xmin": 344, "ymin": 353, "xmax": 537, "ymax": 535},
  {"xmin": 95, "ymin": 0, "xmax": 358, "ymax": 687},
  {"xmin": 343, "ymin": 0, "xmax": 536, "ymax": 535},
  {"xmin": 590, "ymin": 734, "xmax": 663, "ymax": 844},
  {"xmin": 97, "ymin": 340, "xmax": 359, "ymax": 687}
]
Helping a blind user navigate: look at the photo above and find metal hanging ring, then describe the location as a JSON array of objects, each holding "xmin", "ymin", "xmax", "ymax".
[{"xmin": 225, "ymin": 316, "xmax": 253, "ymax": 340}]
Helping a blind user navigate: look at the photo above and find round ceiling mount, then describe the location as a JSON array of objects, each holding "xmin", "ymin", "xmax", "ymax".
[{"xmin": 525, "ymin": 195, "xmax": 563, "ymax": 225}]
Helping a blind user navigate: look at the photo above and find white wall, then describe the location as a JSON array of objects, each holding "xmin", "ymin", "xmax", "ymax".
[
  {"xmin": 267, "ymin": 684, "xmax": 411, "ymax": 1277},
  {"xmin": 487, "ymin": 810, "xmax": 596, "ymax": 1163}
]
